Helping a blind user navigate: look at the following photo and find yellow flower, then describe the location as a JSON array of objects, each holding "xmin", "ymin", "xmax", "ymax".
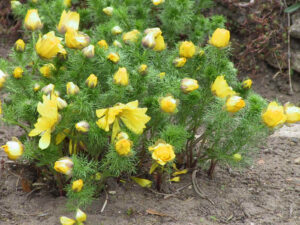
[
  {"xmin": 113, "ymin": 40, "xmax": 122, "ymax": 48},
  {"xmin": 142, "ymin": 28, "xmax": 162, "ymax": 49},
  {"xmin": 209, "ymin": 28, "xmax": 230, "ymax": 48},
  {"xmin": 149, "ymin": 142, "xmax": 175, "ymax": 166},
  {"xmin": 226, "ymin": 96, "xmax": 246, "ymax": 113},
  {"xmin": 82, "ymin": 44, "xmax": 95, "ymax": 58},
  {"xmin": 60, "ymin": 216, "xmax": 75, "ymax": 225},
  {"xmin": 179, "ymin": 41, "xmax": 195, "ymax": 58},
  {"xmin": 242, "ymin": 79, "xmax": 253, "ymax": 89},
  {"xmin": 40, "ymin": 63, "xmax": 55, "ymax": 78},
  {"xmin": 96, "ymin": 100, "xmax": 151, "ymax": 135},
  {"xmin": 63, "ymin": 0, "xmax": 71, "ymax": 7},
  {"xmin": 103, "ymin": 6, "xmax": 113, "ymax": 16},
  {"xmin": 211, "ymin": 76, "xmax": 236, "ymax": 98},
  {"xmin": 41, "ymin": 83, "xmax": 55, "ymax": 95},
  {"xmin": 24, "ymin": 9, "xmax": 43, "ymax": 31},
  {"xmin": 153, "ymin": 34, "xmax": 166, "ymax": 51},
  {"xmin": 181, "ymin": 78, "xmax": 199, "ymax": 93},
  {"xmin": 13, "ymin": 67, "xmax": 23, "ymax": 79},
  {"xmin": 36, "ymin": 31, "xmax": 64, "ymax": 59},
  {"xmin": 97, "ymin": 40, "xmax": 108, "ymax": 50},
  {"xmin": 57, "ymin": 10, "xmax": 79, "ymax": 34},
  {"xmin": 173, "ymin": 57, "xmax": 187, "ymax": 68},
  {"xmin": 85, "ymin": 74, "xmax": 98, "ymax": 88},
  {"xmin": 75, "ymin": 121, "xmax": 89, "ymax": 133},
  {"xmin": 113, "ymin": 67, "xmax": 129, "ymax": 86},
  {"xmin": 107, "ymin": 52, "xmax": 120, "ymax": 63},
  {"xmin": 29, "ymin": 94, "xmax": 59, "ymax": 149},
  {"xmin": 123, "ymin": 29, "xmax": 140, "ymax": 44},
  {"xmin": 33, "ymin": 83, "xmax": 40, "ymax": 92},
  {"xmin": 233, "ymin": 153, "xmax": 242, "ymax": 162},
  {"xmin": 284, "ymin": 103, "xmax": 300, "ymax": 123},
  {"xmin": 152, "ymin": 0, "xmax": 165, "ymax": 5},
  {"xmin": 138, "ymin": 64, "xmax": 148, "ymax": 75},
  {"xmin": 75, "ymin": 209, "xmax": 87, "ymax": 222},
  {"xmin": 72, "ymin": 179, "xmax": 83, "ymax": 192},
  {"xmin": 262, "ymin": 102, "xmax": 287, "ymax": 128},
  {"xmin": 66, "ymin": 82, "xmax": 80, "ymax": 95},
  {"xmin": 0, "ymin": 70, "xmax": 8, "ymax": 89},
  {"xmin": 65, "ymin": 29, "xmax": 90, "ymax": 49},
  {"xmin": 15, "ymin": 39, "xmax": 25, "ymax": 52},
  {"xmin": 159, "ymin": 96, "xmax": 177, "ymax": 114},
  {"xmin": 111, "ymin": 26, "xmax": 123, "ymax": 35},
  {"xmin": 115, "ymin": 138, "xmax": 132, "ymax": 156},
  {"xmin": 1, "ymin": 137, "xmax": 23, "ymax": 160},
  {"xmin": 54, "ymin": 157, "xmax": 73, "ymax": 175}
]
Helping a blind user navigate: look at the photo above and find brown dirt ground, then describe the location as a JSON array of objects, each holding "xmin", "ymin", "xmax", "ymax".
[{"xmin": 0, "ymin": 38, "xmax": 300, "ymax": 225}]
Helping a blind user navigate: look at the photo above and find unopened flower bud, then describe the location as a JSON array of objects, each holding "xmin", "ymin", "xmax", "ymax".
[
  {"xmin": 97, "ymin": 40, "xmax": 108, "ymax": 50},
  {"xmin": 41, "ymin": 83, "xmax": 55, "ymax": 95},
  {"xmin": 103, "ymin": 6, "xmax": 113, "ymax": 16},
  {"xmin": 85, "ymin": 74, "xmax": 98, "ymax": 88},
  {"xmin": 66, "ymin": 82, "xmax": 80, "ymax": 95},
  {"xmin": 15, "ymin": 39, "xmax": 25, "ymax": 52},
  {"xmin": 54, "ymin": 157, "xmax": 73, "ymax": 175},
  {"xmin": 1, "ymin": 138, "xmax": 23, "ymax": 160},
  {"xmin": 111, "ymin": 26, "xmax": 123, "ymax": 35},
  {"xmin": 138, "ymin": 64, "xmax": 148, "ymax": 75},
  {"xmin": 107, "ymin": 52, "xmax": 120, "ymax": 63},
  {"xmin": 75, "ymin": 121, "xmax": 89, "ymax": 133},
  {"xmin": 33, "ymin": 83, "xmax": 41, "ymax": 92},
  {"xmin": 181, "ymin": 78, "xmax": 199, "ymax": 93},
  {"xmin": 113, "ymin": 67, "xmax": 129, "ymax": 86},
  {"xmin": 82, "ymin": 44, "xmax": 95, "ymax": 58},
  {"xmin": 113, "ymin": 40, "xmax": 122, "ymax": 48},
  {"xmin": 57, "ymin": 97, "xmax": 68, "ymax": 110},
  {"xmin": 173, "ymin": 57, "xmax": 186, "ymax": 68},
  {"xmin": 75, "ymin": 208, "xmax": 87, "ymax": 222},
  {"xmin": 159, "ymin": 96, "xmax": 177, "ymax": 113},
  {"xmin": 72, "ymin": 179, "xmax": 83, "ymax": 192},
  {"xmin": 13, "ymin": 67, "xmax": 23, "ymax": 79}
]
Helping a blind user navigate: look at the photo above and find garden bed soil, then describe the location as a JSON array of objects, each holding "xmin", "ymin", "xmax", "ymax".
[{"xmin": 0, "ymin": 34, "xmax": 300, "ymax": 225}]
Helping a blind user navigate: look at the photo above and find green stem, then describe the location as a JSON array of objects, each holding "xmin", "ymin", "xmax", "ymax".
[{"xmin": 1, "ymin": 117, "xmax": 30, "ymax": 133}]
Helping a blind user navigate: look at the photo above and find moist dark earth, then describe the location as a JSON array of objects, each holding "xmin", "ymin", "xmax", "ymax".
[{"xmin": 0, "ymin": 36, "xmax": 300, "ymax": 225}]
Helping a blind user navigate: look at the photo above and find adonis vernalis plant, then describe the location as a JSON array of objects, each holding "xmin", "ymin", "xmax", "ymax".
[{"xmin": 1, "ymin": 0, "xmax": 300, "ymax": 213}]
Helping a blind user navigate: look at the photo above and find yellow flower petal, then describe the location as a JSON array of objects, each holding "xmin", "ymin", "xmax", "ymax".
[
  {"xmin": 172, "ymin": 169, "xmax": 188, "ymax": 176},
  {"xmin": 170, "ymin": 176, "xmax": 180, "ymax": 182},
  {"xmin": 39, "ymin": 129, "xmax": 51, "ymax": 149},
  {"xmin": 131, "ymin": 177, "xmax": 152, "ymax": 188}
]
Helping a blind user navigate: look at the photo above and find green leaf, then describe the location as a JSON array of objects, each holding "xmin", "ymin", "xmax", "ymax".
[{"xmin": 284, "ymin": 3, "xmax": 300, "ymax": 13}]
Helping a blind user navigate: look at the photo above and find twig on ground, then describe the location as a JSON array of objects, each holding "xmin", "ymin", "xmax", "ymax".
[
  {"xmin": 192, "ymin": 170, "xmax": 215, "ymax": 205},
  {"xmin": 101, "ymin": 190, "xmax": 108, "ymax": 213},
  {"xmin": 234, "ymin": 0, "xmax": 255, "ymax": 7},
  {"xmin": 147, "ymin": 183, "xmax": 191, "ymax": 199}
]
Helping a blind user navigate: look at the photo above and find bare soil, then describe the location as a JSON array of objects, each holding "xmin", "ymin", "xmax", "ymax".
[{"xmin": 0, "ymin": 28, "xmax": 300, "ymax": 225}]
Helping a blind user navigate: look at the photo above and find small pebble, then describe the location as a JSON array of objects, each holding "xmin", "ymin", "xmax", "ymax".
[{"xmin": 294, "ymin": 157, "xmax": 300, "ymax": 165}]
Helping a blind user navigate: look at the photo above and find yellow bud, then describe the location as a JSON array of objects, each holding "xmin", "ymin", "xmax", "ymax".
[
  {"xmin": 33, "ymin": 83, "xmax": 40, "ymax": 92},
  {"xmin": 15, "ymin": 39, "xmax": 25, "ymax": 52},
  {"xmin": 85, "ymin": 74, "xmax": 98, "ymax": 88},
  {"xmin": 113, "ymin": 40, "xmax": 122, "ymax": 48},
  {"xmin": 65, "ymin": 29, "xmax": 90, "ymax": 49},
  {"xmin": 1, "ymin": 138, "xmax": 23, "ymax": 160},
  {"xmin": 75, "ymin": 121, "xmax": 90, "ymax": 133},
  {"xmin": 262, "ymin": 102, "xmax": 287, "ymax": 128},
  {"xmin": 60, "ymin": 216, "xmax": 75, "ymax": 225},
  {"xmin": 111, "ymin": 26, "xmax": 123, "ymax": 35},
  {"xmin": 152, "ymin": 0, "xmax": 165, "ymax": 5},
  {"xmin": 97, "ymin": 40, "xmax": 108, "ymax": 50},
  {"xmin": 103, "ymin": 6, "xmax": 113, "ymax": 16},
  {"xmin": 153, "ymin": 34, "xmax": 166, "ymax": 51},
  {"xmin": 159, "ymin": 96, "xmax": 177, "ymax": 113},
  {"xmin": 242, "ymin": 79, "xmax": 252, "ymax": 89},
  {"xmin": 11, "ymin": 1, "xmax": 22, "ymax": 10},
  {"xmin": 57, "ymin": 97, "xmax": 68, "ymax": 110},
  {"xmin": 41, "ymin": 83, "xmax": 55, "ymax": 95},
  {"xmin": 209, "ymin": 28, "xmax": 230, "ymax": 48},
  {"xmin": 57, "ymin": 10, "xmax": 79, "ymax": 34},
  {"xmin": 39, "ymin": 63, "xmax": 55, "ymax": 78},
  {"xmin": 107, "ymin": 52, "xmax": 120, "ymax": 63},
  {"xmin": 0, "ymin": 70, "xmax": 8, "ymax": 89},
  {"xmin": 233, "ymin": 153, "xmax": 242, "ymax": 162},
  {"xmin": 82, "ymin": 44, "xmax": 95, "ymax": 58},
  {"xmin": 123, "ymin": 29, "xmax": 140, "ymax": 44},
  {"xmin": 173, "ymin": 57, "xmax": 187, "ymax": 68},
  {"xmin": 54, "ymin": 157, "xmax": 73, "ymax": 175},
  {"xmin": 24, "ymin": 9, "xmax": 43, "ymax": 31},
  {"xmin": 116, "ymin": 132, "xmax": 129, "ymax": 141},
  {"xmin": 63, "ymin": 0, "xmax": 71, "ymax": 7},
  {"xmin": 75, "ymin": 208, "xmax": 87, "ymax": 222},
  {"xmin": 36, "ymin": 31, "xmax": 64, "ymax": 59},
  {"xmin": 226, "ymin": 96, "xmax": 246, "ymax": 113},
  {"xmin": 181, "ymin": 78, "xmax": 199, "ymax": 93},
  {"xmin": 66, "ymin": 82, "xmax": 80, "ymax": 95},
  {"xmin": 138, "ymin": 64, "xmax": 148, "ymax": 75},
  {"xmin": 72, "ymin": 179, "xmax": 83, "ymax": 192},
  {"xmin": 115, "ymin": 138, "xmax": 132, "ymax": 156},
  {"xmin": 31, "ymin": 0, "xmax": 38, "ymax": 3},
  {"xmin": 284, "ymin": 103, "xmax": 300, "ymax": 123},
  {"xmin": 158, "ymin": 72, "xmax": 165, "ymax": 79},
  {"xmin": 179, "ymin": 41, "xmax": 196, "ymax": 58},
  {"xmin": 94, "ymin": 172, "xmax": 102, "ymax": 180},
  {"xmin": 13, "ymin": 67, "xmax": 23, "ymax": 79},
  {"xmin": 113, "ymin": 67, "xmax": 129, "ymax": 86}
]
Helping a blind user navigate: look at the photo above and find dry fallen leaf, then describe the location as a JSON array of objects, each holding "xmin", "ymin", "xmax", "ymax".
[
  {"xmin": 257, "ymin": 159, "xmax": 265, "ymax": 165},
  {"xmin": 146, "ymin": 209, "xmax": 174, "ymax": 219}
]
